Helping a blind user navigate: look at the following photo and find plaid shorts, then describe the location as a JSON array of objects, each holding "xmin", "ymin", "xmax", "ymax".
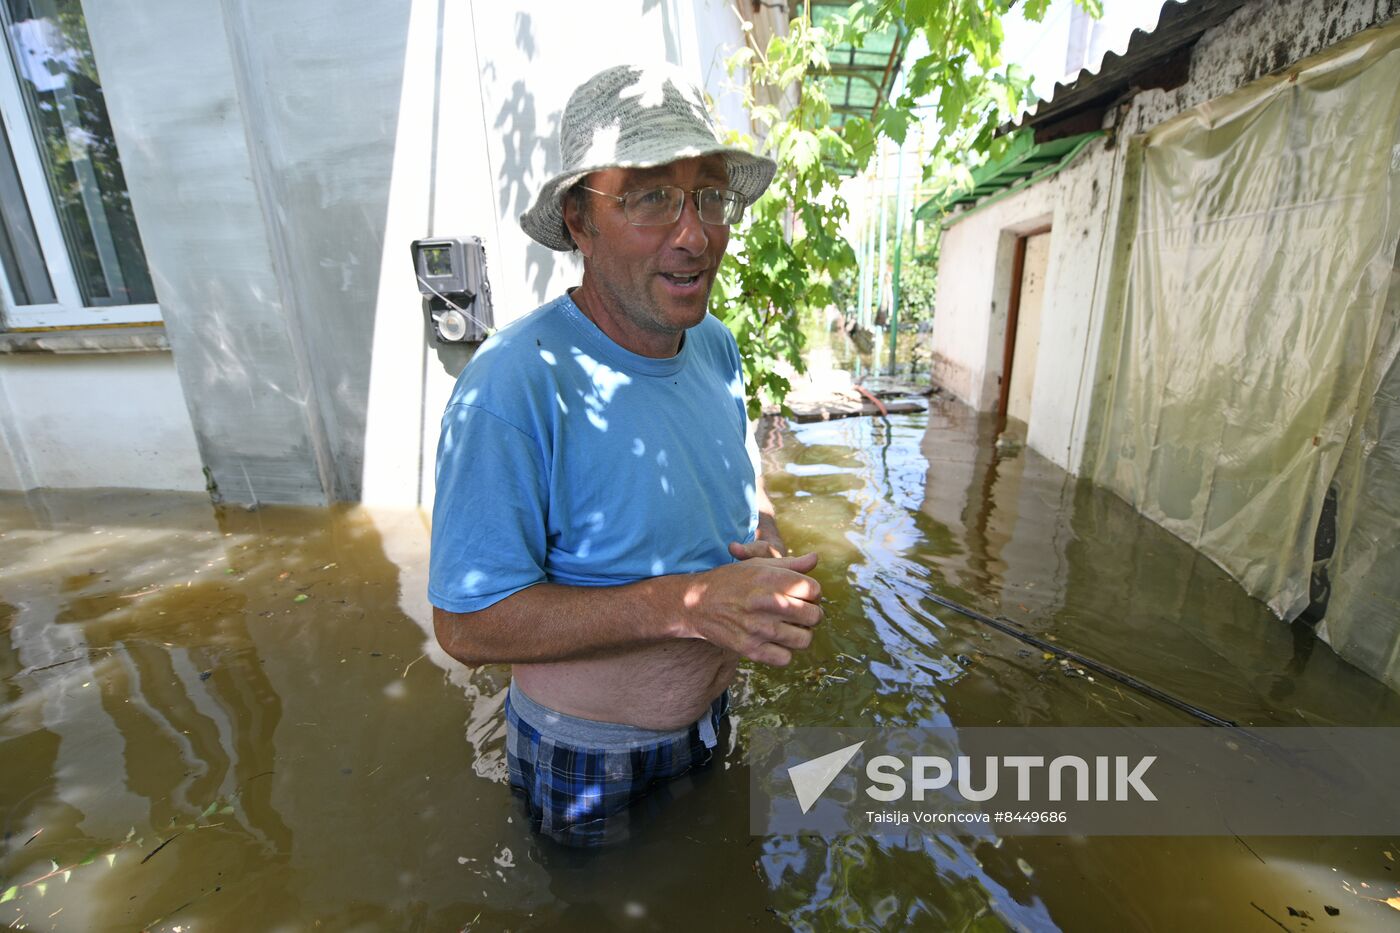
[{"xmin": 505, "ymin": 685, "xmax": 730, "ymax": 846}]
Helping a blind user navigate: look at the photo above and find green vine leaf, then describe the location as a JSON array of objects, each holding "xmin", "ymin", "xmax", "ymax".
[{"xmin": 716, "ymin": 0, "xmax": 1073, "ymax": 414}]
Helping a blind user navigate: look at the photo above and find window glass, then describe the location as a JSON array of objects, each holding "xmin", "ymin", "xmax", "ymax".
[
  {"xmin": 2, "ymin": 0, "xmax": 153, "ymax": 307},
  {"xmin": 0, "ymin": 114, "xmax": 52, "ymax": 304}
]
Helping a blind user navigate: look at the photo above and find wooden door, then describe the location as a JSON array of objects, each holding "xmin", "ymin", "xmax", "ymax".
[{"xmin": 999, "ymin": 230, "xmax": 1051, "ymax": 425}]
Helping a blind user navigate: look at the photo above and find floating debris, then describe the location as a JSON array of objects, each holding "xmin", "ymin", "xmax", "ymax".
[{"xmin": 140, "ymin": 832, "xmax": 183, "ymax": 865}]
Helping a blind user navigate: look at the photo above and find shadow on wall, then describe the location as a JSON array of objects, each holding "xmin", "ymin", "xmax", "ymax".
[
  {"xmin": 182, "ymin": 0, "xmax": 416, "ymax": 506},
  {"xmin": 494, "ymin": 13, "xmax": 564, "ymax": 305},
  {"xmin": 513, "ymin": 11, "xmax": 535, "ymax": 60},
  {"xmin": 642, "ymin": 0, "xmax": 682, "ymax": 70}
]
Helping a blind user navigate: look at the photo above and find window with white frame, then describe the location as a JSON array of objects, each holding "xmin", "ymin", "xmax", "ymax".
[{"xmin": 0, "ymin": 0, "xmax": 159, "ymax": 330}]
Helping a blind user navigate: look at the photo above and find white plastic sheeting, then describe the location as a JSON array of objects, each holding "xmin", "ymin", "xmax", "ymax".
[
  {"xmin": 1322, "ymin": 250, "xmax": 1400, "ymax": 689},
  {"xmin": 1090, "ymin": 22, "xmax": 1400, "ymax": 688}
]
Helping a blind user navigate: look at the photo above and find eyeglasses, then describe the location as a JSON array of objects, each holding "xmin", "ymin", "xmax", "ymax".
[{"xmin": 577, "ymin": 184, "xmax": 746, "ymax": 226}]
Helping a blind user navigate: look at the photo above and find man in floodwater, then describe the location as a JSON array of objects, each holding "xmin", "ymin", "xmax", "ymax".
[{"xmin": 428, "ymin": 63, "xmax": 823, "ymax": 844}]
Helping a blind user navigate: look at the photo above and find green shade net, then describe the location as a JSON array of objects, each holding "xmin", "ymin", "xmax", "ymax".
[
  {"xmin": 1088, "ymin": 22, "xmax": 1400, "ymax": 690},
  {"xmin": 808, "ymin": 1, "xmax": 902, "ymax": 129}
]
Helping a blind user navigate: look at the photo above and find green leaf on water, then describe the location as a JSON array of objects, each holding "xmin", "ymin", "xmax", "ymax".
[
  {"xmin": 79, "ymin": 848, "xmax": 100, "ymax": 866},
  {"xmin": 35, "ymin": 882, "xmax": 46, "ymax": 897},
  {"xmin": 1, "ymin": 886, "xmax": 16, "ymax": 903},
  {"xmin": 200, "ymin": 801, "xmax": 218, "ymax": 820},
  {"xmin": 219, "ymin": 806, "xmax": 235, "ymax": 815},
  {"xmin": 293, "ymin": 594, "xmax": 309, "ymax": 603}
]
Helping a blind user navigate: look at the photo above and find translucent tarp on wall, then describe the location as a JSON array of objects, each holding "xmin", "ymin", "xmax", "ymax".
[{"xmin": 1089, "ymin": 22, "xmax": 1400, "ymax": 689}]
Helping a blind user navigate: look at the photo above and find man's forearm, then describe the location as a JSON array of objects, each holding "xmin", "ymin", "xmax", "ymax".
[
  {"xmin": 433, "ymin": 577, "xmax": 684, "ymax": 667},
  {"xmin": 433, "ymin": 551, "xmax": 824, "ymax": 669},
  {"xmin": 753, "ymin": 476, "xmax": 786, "ymax": 555},
  {"xmin": 755, "ymin": 508, "xmax": 783, "ymax": 553}
]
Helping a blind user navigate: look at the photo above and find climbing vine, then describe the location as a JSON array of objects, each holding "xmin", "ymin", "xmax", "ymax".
[{"xmin": 713, "ymin": 0, "xmax": 1100, "ymax": 417}]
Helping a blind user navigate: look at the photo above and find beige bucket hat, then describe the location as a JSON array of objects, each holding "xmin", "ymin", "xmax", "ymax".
[{"xmin": 519, "ymin": 63, "xmax": 777, "ymax": 252}]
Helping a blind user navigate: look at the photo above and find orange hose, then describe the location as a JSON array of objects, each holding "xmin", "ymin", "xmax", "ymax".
[{"xmin": 854, "ymin": 385, "xmax": 889, "ymax": 418}]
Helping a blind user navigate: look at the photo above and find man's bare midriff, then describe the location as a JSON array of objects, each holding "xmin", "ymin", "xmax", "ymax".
[{"xmin": 512, "ymin": 638, "xmax": 739, "ymax": 731}]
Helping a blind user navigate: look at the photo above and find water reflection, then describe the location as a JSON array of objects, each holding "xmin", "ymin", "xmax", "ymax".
[
  {"xmin": 753, "ymin": 403, "xmax": 1400, "ymax": 930},
  {"xmin": 0, "ymin": 492, "xmax": 544, "ymax": 929},
  {"xmin": 4, "ymin": 404, "xmax": 1400, "ymax": 929}
]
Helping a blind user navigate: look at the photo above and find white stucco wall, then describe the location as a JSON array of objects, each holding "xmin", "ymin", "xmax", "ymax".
[
  {"xmin": 930, "ymin": 0, "xmax": 1397, "ymax": 476},
  {"xmin": 57, "ymin": 0, "xmax": 760, "ymax": 506},
  {"xmin": 360, "ymin": 0, "xmax": 758, "ymax": 508},
  {"xmin": 931, "ymin": 138, "xmax": 1118, "ymax": 471},
  {"xmin": 0, "ymin": 353, "xmax": 205, "ymax": 491}
]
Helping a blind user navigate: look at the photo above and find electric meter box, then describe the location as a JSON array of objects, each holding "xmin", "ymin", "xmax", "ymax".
[{"xmin": 410, "ymin": 236, "xmax": 494, "ymax": 343}]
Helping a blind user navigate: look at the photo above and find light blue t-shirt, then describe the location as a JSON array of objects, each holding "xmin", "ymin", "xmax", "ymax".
[{"xmin": 428, "ymin": 293, "xmax": 758, "ymax": 614}]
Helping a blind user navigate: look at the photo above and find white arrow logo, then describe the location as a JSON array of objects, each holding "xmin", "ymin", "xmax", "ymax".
[{"xmin": 787, "ymin": 741, "xmax": 865, "ymax": 814}]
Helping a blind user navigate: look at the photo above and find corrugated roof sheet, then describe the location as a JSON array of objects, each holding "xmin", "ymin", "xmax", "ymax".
[{"xmin": 1009, "ymin": 0, "xmax": 1251, "ymax": 137}]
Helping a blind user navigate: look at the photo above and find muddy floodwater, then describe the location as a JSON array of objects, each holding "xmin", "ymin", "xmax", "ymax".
[{"xmin": 4, "ymin": 402, "xmax": 1400, "ymax": 931}]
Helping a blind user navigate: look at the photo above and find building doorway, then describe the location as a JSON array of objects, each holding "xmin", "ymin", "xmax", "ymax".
[{"xmin": 998, "ymin": 227, "xmax": 1051, "ymax": 426}]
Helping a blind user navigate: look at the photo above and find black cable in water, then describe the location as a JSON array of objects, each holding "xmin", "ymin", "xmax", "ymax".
[{"xmin": 921, "ymin": 591, "xmax": 1239, "ymax": 729}]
